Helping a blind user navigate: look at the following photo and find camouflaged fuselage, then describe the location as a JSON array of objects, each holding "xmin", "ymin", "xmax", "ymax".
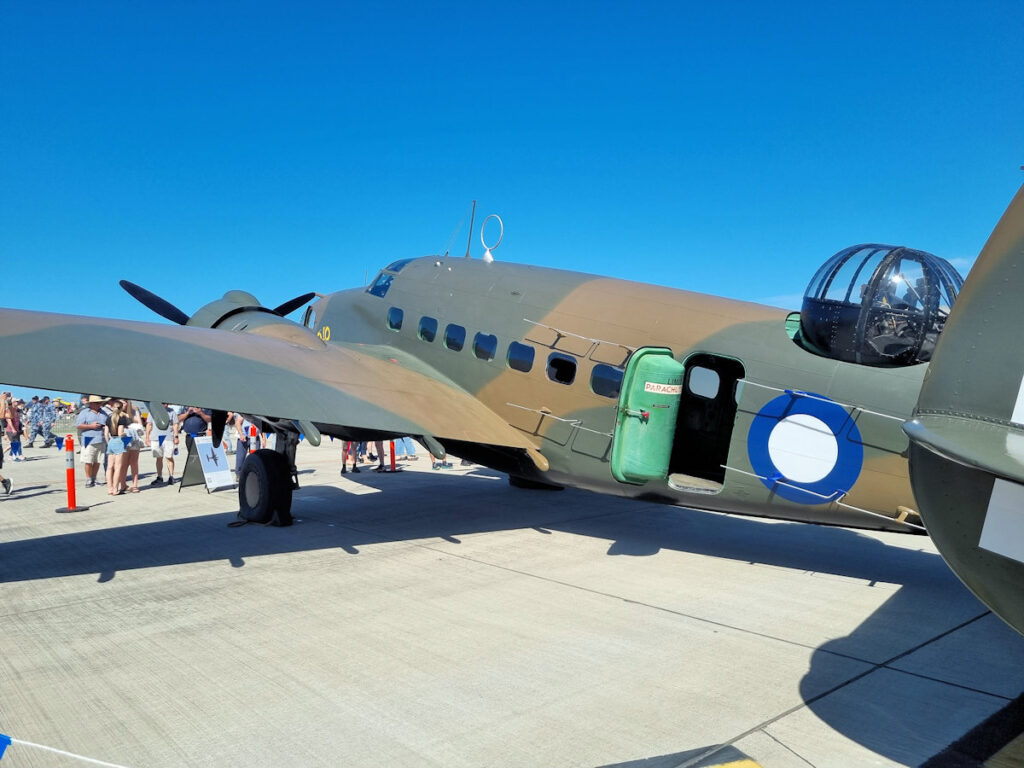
[{"xmin": 316, "ymin": 256, "xmax": 925, "ymax": 531}]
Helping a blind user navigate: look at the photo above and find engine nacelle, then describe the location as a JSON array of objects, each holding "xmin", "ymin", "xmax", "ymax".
[{"xmin": 187, "ymin": 290, "xmax": 323, "ymax": 348}]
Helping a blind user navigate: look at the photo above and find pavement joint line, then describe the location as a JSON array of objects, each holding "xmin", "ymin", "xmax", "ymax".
[
  {"xmin": 759, "ymin": 726, "xmax": 817, "ymax": 768},
  {"xmin": 673, "ymin": 668, "xmax": 877, "ymax": 768},
  {"xmin": 426, "ymin": 543, "xmax": 1007, "ymax": 701},
  {"xmin": 337, "ymin": 509, "xmax": 972, "ymax": 669},
  {"xmin": 880, "ymin": 663, "xmax": 1015, "ymax": 702},
  {"xmin": 409, "ymin": 540, "xmax": 855, "ymax": 656},
  {"xmin": 390, "ymin": 524, "xmax": 1009, "ymax": 768},
  {"xmin": 877, "ymin": 609, "xmax": 992, "ymax": 668},
  {"xmin": 675, "ymin": 609, "xmax": 998, "ymax": 768}
]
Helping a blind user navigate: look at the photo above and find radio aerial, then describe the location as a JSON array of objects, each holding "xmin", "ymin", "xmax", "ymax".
[{"xmin": 480, "ymin": 214, "xmax": 503, "ymax": 263}]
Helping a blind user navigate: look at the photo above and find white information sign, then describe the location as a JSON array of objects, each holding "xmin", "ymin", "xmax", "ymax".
[{"xmin": 193, "ymin": 436, "xmax": 235, "ymax": 491}]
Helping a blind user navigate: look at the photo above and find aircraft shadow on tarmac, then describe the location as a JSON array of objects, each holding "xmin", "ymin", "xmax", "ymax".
[
  {"xmin": 799, "ymin": 584, "xmax": 1024, "ymax": 766},
  {"xmin": 3, "ymin": 467, "xmax": 1021, "ymax": 764},
  {"xmin": 0, "ymin": 466, "xmax": 965, "ymax": 587}
]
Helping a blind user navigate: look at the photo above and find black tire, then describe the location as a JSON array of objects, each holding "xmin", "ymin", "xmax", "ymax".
[
  {"xmin": 238, "ymin": 449, "xmax": 293, "ymax": 525},
  {"xmin": 267, "ymin": 450, "xmax": 293, "ymax": 524}
]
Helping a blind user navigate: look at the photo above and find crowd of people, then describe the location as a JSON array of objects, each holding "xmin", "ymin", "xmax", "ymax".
[
  {"xmin": 340, "ymin": 437, "xmax": 422, "ymax": 474},
  {"xmin": 1, "ymin": 391, "xmax": 450, "ymax": 500},
  {"xmin": 1, "ymin": 391, "xmax": 77, "ymax": 494},
  {"xmin": 1, "ymin": 393, "xmax": 195, "ymax": 497}
]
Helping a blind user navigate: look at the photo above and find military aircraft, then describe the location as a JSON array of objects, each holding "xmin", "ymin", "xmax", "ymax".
[{"xmin": 0, "ymin": 184, "xmax": 1022, "ymax": 637}]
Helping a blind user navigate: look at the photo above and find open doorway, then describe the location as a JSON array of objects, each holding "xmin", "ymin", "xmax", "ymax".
[{"xmin": 668, "ymin": 353, "xmax": 745, "ymax": 492}]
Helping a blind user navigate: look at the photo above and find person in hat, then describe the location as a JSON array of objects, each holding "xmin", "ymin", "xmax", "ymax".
[{"xmin": 76, "ymin": 396, "xmax": 109, "ymax": 487}]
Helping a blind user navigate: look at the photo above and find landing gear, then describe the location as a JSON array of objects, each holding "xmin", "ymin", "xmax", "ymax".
[{"xmin": 238, "ymin": 449, "xmax": 293, "ymax": 526}]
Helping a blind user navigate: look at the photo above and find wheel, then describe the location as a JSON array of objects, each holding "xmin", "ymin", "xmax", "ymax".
[
  {"xmin": 238, "ymin": 449, "xmax": 293, "ymax": 526},
  {"xmin": 269, "ymin": 451, "xmax": 293, "ymax": 523}
]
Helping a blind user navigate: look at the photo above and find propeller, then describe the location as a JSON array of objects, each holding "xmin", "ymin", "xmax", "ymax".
[
  {"xmin": 119, "ymin": 280, "xmax": 190, "ymax": 325},
  {"xmin": 273, "ymin": 292, "xmax": 317, "ymax": 317},
  {"xmin": 120, "ymin": 281, "xmax": 316, "ymax": 325}
]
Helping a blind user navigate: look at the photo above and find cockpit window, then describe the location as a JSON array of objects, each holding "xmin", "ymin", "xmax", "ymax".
[
  {"xmin": 384, "ymin": 258, "xmax": 415, "ymax": 273},
  {"xmin": 367, "ymin": 272, "xmax": 394, "ymax": 298}
]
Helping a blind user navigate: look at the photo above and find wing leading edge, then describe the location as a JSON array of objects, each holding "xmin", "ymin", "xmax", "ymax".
[{"xmin": 0, "ymin": 308, "xmax": 535, "ymax": 450}]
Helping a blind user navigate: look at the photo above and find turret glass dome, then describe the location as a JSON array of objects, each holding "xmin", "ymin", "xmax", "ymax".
[{"xmin": 799, "ymin": 244, "xmax": 964, "ymax": 366}]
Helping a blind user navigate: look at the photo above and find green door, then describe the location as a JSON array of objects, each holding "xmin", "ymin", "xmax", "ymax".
[{"xmin": 611, "ymin": 347, "xmax": 685, "ymax": 484}]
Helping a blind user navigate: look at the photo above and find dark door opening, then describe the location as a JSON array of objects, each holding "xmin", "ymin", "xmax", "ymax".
[{"xmin": 668, "ymin": 353, "xmax": 745, "ymax": 491}]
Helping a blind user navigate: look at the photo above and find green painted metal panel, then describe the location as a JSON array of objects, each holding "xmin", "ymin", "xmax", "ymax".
[{"xmin": 611, "ymin": 348, "xmax": 685, "ymax": 484}]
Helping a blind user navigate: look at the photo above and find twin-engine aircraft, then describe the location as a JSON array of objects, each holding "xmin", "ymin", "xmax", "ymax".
[{"xmin": 1, "ymin": 185, "xmax": 1022, "ymax": 637}]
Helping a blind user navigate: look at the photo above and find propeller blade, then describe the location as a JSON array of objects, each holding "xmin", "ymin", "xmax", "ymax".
[
  {"xmin": 119, "ymin": 280, "xmax": 190, "ymax": 325},
  {"xmin": 273, "ymin": 292, "xmax": 317, "ymax": 317}
]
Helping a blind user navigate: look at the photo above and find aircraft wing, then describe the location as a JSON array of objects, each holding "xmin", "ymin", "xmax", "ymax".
[{"xmin": 0, "ymin": 308, "xmax": 536, "ymax": 450}]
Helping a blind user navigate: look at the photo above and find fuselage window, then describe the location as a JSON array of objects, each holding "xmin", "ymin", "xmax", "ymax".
[
  {"xmin": 419, "ymin": 316, "xmax": 438, "ymax": 342},
  {"xmin": 387, "ymin": 307, "xmax": 403, "ymax": 331},
  {"xmin": 507, "ymin": 341, "xmax": 535, "ymax": 372},
  {"xmin": 546, "ymin": 352, "xmax": 577, "ymax": 385},
  {"xmin": 444, "ymin": 323, "xmax": 466, "ymax": 351},
  {"xmin": 367, "ymin": 272, "xmax": 394, "ymax": 298},
  {"xmin": 302, "ymin": 306, "xmax": 317, "ymax": 329},
  {"xmin": 473, "ymin": 332, "xmax": 498, "ymax": 361},
  {"xmin": 591, "ymin": 364, "xmax": 624, "ymax": 398},
  {"xmin": 687, "ymin": 366, "xmax": 720, "ymax": 399}
]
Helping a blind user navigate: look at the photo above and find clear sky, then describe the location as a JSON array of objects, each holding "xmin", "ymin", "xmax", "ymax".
[{"xmin": 1, "ymin": 1, "xmax": 1022, "ymax": 402}]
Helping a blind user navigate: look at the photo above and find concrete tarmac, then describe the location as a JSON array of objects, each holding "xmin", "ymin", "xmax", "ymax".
[{"xmin": 1, "ymin": 442, "xmax": 1023, "ymax": 767}]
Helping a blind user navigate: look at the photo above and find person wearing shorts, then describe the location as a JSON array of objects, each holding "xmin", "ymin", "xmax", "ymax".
[
  {"xmin": 76, "ymin": 396, "xmax": 109, "ymax": 487},
  {"xmin": 146, "ymin": 404, "xmax": 179, "ymax": 485}
]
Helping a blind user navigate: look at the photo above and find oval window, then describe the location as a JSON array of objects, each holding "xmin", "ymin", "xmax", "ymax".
[
  {"xmin": 419, "ymin": 316, "xmax": 438, "ymax": 342},
  {"xmin": 387, "ymin": 307, "xmax": 403, "ymax": 331},
  {"xmin": 473, "ymin": 333, "xmax": 498, "ymax": 361},
  {"xmin": 444, "ymin": 324, "xmax": 466, "ymax": 351}
]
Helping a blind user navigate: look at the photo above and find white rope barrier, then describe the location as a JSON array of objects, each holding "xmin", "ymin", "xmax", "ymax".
[{"xmin": 0, "ymin": 733, "xmax": 133, "ymax": 767}]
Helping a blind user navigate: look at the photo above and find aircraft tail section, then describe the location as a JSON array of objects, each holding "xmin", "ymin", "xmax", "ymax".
[{"xmin": 904, "ymin": 183, "xmax": 1024, "ymax": 636}]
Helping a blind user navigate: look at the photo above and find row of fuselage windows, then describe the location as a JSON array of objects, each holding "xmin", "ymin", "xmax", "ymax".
[{"xmin": 386, "ymin": 307, "xmax": 625, "ymax": 399}]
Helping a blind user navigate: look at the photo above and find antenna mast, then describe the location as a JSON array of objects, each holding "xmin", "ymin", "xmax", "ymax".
[{"xmin": 464, "ymin": 200, "xmax": 477, "ymax": 258}]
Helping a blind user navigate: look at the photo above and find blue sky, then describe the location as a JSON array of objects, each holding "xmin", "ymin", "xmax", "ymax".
[{"xmin": 1, "ymin": 1, "xmax": 1022, "ymax": 401}]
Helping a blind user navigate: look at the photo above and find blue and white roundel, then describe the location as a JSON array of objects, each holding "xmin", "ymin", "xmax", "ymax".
[{"xmin": 747, "ymin": 391, "xmax": 863, "ymax": 504}]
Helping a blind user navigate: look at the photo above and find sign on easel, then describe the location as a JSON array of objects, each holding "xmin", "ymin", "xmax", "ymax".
[{"xmin": 179, "ymin": 435, "xmax": 235, "ymax": 492}]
